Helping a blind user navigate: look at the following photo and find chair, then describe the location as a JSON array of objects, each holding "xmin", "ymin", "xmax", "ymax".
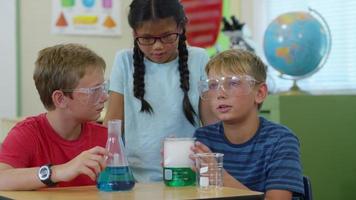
[
  {"xmin": 0, "ymin": 117, "xmax": 21, "ymax": 143},
  {"xmin": 302, "ymin": 176, "xmax": 313, "ymax": 200},
  {"xmin": 293, "ymin": 175, "xmax": 313, "ymax": 200}
]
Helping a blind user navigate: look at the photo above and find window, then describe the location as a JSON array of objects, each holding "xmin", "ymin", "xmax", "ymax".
[{"xmin": 250, "ymin": 0, "xmax": 356, "ymax": 93}]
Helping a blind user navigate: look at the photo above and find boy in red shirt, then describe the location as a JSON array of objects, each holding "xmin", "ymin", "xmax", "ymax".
[{"xmin": 0, "ymin": 44, "xmax": 109, "ymax": 190}]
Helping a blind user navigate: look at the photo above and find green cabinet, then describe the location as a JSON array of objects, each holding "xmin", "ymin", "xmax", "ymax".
[{"xmin": 260, "ymin": 95, "xmax": 356, "ymax": 200}]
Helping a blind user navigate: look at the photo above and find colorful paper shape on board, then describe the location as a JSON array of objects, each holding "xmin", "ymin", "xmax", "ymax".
[
  {"xmin": 102, "ymin": 0, "xmax": 112, "ymax": 9},
  {"xmin": 82, "ymin": 0, "xmax": 95, "ymax": 8},
  {"xmin": 73, "ymin": 15, "xmax": 98, "ymax": 25},
  {"xmin": 56, "ymin": 12, "xmax": 68, "ymax": 27},
  {"xmin": 52, "ymin": 0, "xmax": 121, "ymax": 36},
  {"xmin": 61, "ymin": 0, "xmax": 75, "ymax": 8},
  {"xmin": 103, "ymin": 15, "xmax": 116, "ymax": 28},
  {"xmin": 181, "ymin": 0, "xmax": 223, "ymax": 48}
]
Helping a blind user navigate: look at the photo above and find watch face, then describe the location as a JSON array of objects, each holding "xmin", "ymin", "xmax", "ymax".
[{"xmin": 39, "ymin": 166, "xmax": 50, "ymax": 180}]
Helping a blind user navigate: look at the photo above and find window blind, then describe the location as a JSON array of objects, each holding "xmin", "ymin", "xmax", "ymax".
[{"xmin": 253, "ymin": 0, "xmax": 356, "ymax": 93}]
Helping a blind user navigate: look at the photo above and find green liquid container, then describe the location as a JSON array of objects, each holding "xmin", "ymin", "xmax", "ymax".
[
  {"xmin": 163, "ymin": 167, "xmax": 196, "ymax": 186},
  {"xmin": 163, "ymin": 137, "xmax": 196, "ymax": 187}
]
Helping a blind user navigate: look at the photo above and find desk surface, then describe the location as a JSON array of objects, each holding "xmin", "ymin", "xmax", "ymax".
[{"xmin": 0, "ymin": 183, "xmax": 263, "ymax": 200}]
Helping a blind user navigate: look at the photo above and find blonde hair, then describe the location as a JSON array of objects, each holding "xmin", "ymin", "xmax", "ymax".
[
  {"xmin": 33, "ymin": 43, "xmax": 106, "ymax": 110},
  {"xmin": 206, "ymin": 49, "xmax": 267, "ymax": 109},
  {"xmin": 206, "ymin": 49, "xmax": 267, "ymax": 83}
]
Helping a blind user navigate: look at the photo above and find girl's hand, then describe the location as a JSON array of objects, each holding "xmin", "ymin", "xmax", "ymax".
[{"xmin": 160, "ymin": 147, "xmax": 164, "ymax": 167}]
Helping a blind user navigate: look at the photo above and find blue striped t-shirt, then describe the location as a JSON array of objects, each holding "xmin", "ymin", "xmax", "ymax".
[{"xmin": 194, "ymin": 117, "xmax": 304, "ymax": 195}]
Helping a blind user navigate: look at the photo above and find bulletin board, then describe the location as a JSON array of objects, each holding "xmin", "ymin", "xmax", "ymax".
[{"xmin": 51, "ymin": 0, "xmax": 121, "ymax": 36}]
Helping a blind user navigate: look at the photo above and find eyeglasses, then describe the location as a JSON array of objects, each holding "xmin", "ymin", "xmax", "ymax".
[
  {"xmin": 198, "ymin": 75, "xmax": 261, "ymax": 100},
  {"xmin": 62, "ymin": 81, "xmax": 109, "ymax": 105},
  {"xmin": 135, "ymin": 33, "xmax": 180, "ymax": 46}
]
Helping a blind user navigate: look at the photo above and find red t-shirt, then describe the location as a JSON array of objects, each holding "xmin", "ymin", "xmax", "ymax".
[{"xmin": 0, "ymin": 113, "xmax": 108, "ymax": 187}]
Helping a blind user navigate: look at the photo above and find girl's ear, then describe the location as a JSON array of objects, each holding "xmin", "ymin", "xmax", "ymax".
[
  {"xmin": 255, "ymin": 83, "xmax": 268, "ymax": 105},
  {"xmin": 52, "ymin": 90, "xmax": 68, "ymax": 109}
]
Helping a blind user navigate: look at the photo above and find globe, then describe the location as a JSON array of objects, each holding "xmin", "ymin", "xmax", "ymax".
[{"xmin": 263, "ymin": 10, "xmax": 331, "ymax": 92}]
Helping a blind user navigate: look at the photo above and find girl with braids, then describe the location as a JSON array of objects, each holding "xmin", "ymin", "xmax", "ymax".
[{"xmin": 104, "ymin": 0, "xmax": 216, "ymax": 182}]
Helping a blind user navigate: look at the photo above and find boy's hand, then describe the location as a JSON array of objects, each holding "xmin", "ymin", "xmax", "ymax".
[
  {"xmin": 191, "ymin": 141, "xmax": 212, "ymax": 154},
  {"xmin": 189, "ymin": 141, "xmax": 213, "ymax": 172},
  {"xmin": 51, "ymin": 146, "xmax": 108, "ymax": 183},
  {"xmin": 190, "ymin": 141, "xmax": 223, "ymax": 186},
  {"xmin": 190, "ymin": 141, "xmax": 213, "ymax": 165}
]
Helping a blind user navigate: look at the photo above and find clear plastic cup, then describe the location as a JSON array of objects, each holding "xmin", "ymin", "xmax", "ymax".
[{"xmin": 195, "ymin": 153, "xmax": 224, "ymax": 189}]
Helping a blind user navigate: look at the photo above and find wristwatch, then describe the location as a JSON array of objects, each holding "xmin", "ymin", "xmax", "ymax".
[{"xmin": 38, "ymin": 164, "xmax": 56, "ymax": 187}]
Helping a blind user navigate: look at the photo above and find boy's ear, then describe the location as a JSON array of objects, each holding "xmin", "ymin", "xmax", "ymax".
[
  {"xmin": 255, "ymin": 83, "xmax": 268, "ymax": 105},
  {"xmin": 52, "ymin": 90, "xmax": 68, "ymax": 108}
]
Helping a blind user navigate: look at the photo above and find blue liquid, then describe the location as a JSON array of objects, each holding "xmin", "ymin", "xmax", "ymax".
[{"xmin": 97, "ymin": 166, "xmax": 135, "ymax": 191}]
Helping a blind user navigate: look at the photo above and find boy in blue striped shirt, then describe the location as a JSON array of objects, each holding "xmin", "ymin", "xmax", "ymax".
[{"xmin": 193, "ymin": 49, "xmax": 304, "ymax": 199}]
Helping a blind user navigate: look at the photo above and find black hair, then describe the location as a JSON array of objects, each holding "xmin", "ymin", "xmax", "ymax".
[{"xmin": 128, "ymin": 0, "xmax": 197, "ymax": 126}]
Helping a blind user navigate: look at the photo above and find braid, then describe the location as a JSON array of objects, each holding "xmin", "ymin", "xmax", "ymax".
[
  {"xmin": 133, "ymin": 41, "xmax": 153, "ymax": 113},
  {"xmin": 178, "ymin": 29, "xmax": 197, "ymax": 126}
]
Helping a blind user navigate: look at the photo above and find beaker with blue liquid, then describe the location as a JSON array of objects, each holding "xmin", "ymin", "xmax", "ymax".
[{"xmin": 97, "ymin": 120, "xmax": 135, "ymax": 191}]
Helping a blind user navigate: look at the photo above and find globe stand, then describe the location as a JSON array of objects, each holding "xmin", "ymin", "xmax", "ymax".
[{"xmin": 278, "ymin": 80, "xmax": 310, "ymax": 95}]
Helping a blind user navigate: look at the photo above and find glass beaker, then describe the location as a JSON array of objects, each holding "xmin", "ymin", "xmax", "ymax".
[
  {"xmin": 163, "ymin": 137, "xmax": 196, "ymax": 187},
  {"xmin": 97, "ymin": 120, "xmax": 135, "ymax": 191},
  {"xmin": 195, "ymin": 153, "xmax": 224, "ymax": 190}
]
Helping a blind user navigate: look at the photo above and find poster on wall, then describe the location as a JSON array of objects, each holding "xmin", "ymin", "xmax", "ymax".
[
  {"xmin": 181, "ymin": 0, "xmax": 222, "ymax": 48},
  {"xmin": 52, "ymin": 0, "xmax": 121, "ymax": 36}
]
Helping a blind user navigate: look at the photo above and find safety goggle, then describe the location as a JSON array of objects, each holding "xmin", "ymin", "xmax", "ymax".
[
  {"xmin": 62, "ymin": 81, "xmax": 109, "ymax": 105},
  {"xmin": 198, "ymin": 75, "xmax": 260, "ymax": 100}
]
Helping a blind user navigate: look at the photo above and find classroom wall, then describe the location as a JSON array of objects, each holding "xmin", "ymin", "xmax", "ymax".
[
  {"xmin": 0, "ymin": 1, "xmax": 17, "ymax": 118},
  {"xmin": 19, "ymin": 0, "xmax": 241, "ymax": 117},
  {"xmin": 20, "ymin": 0, "xmax": 133, "ymax": 116}
]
